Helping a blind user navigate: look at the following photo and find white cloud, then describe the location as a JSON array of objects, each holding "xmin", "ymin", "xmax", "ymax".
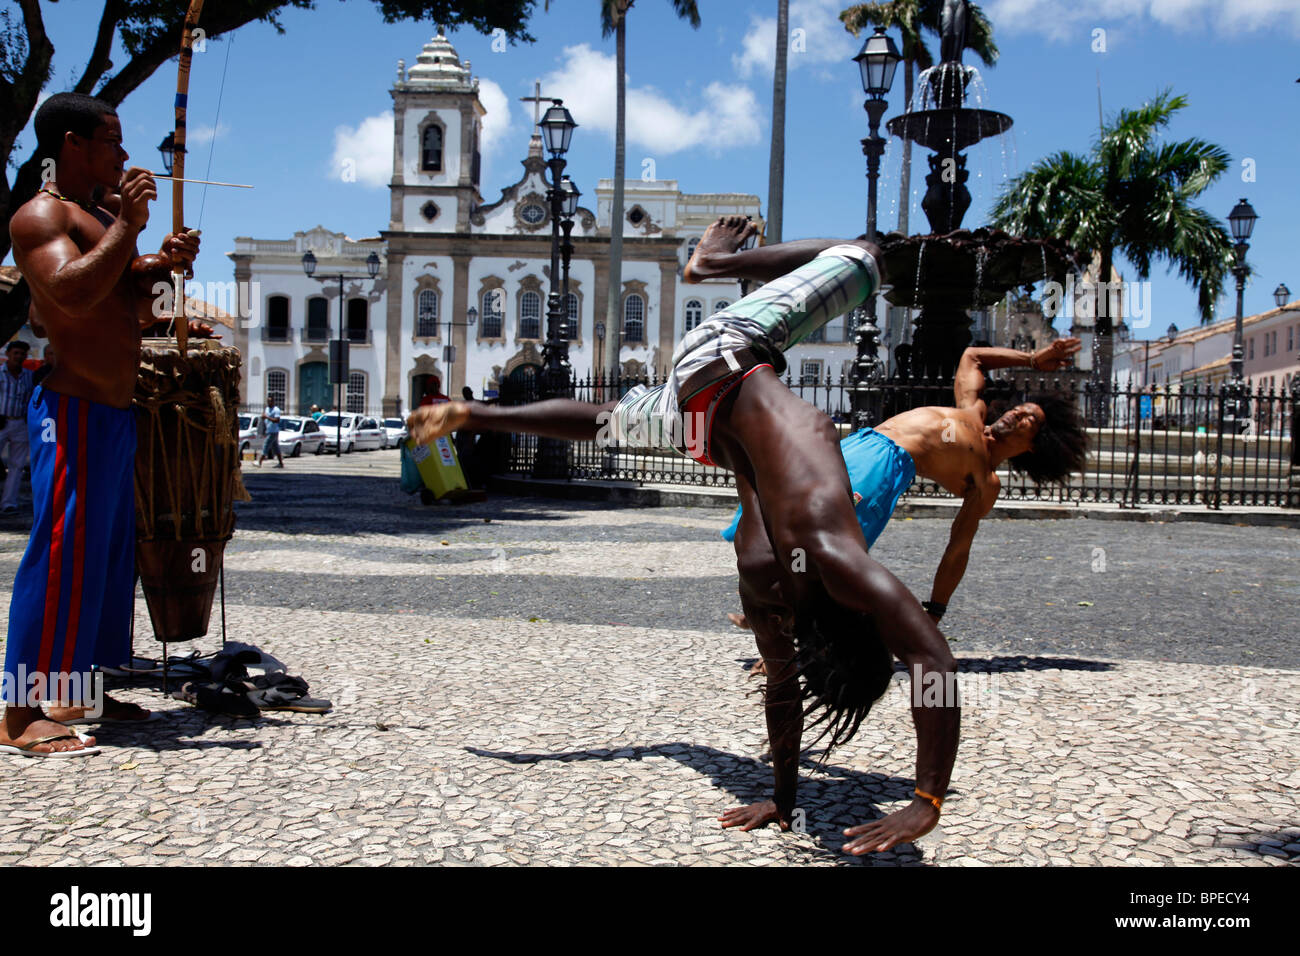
[
  {"xmin": 732, "ymin": 0, "xmax": 858, "ymax": 79},
  {"xmin": 331, "ymin": 111, "xmax": 393, "ymax": 187},
  {"xmin": 541, "ymin": 45, "xmax": 762, "ymax": 156},
  {"xmin": 475, "ymin": 78, "xmax": 512, "ymax": 186},
  {"xmin": 477, "ymin": 78, "xmax": 512, "ymax": 158},
  {"xmin": 188, "ymin": 122, "xmax": 230, "ymax": 146},
  {"xmin": 982, "ymin": 0, "xmax": 1300, "ymax": 41}
]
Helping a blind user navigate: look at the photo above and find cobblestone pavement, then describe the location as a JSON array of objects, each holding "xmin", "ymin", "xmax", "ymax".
[{"xmin": 0, "ymin": 450, "xmax": 1296, "ymax": 866}]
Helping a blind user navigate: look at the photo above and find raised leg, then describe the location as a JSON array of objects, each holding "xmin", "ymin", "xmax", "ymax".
[
  {"xmin": 685, "ymin": 215, "xmax": 883, "ymax": 286},
  {"xmin": 407, "ymin": 397, "xmax": 618, "ymax": 446}
]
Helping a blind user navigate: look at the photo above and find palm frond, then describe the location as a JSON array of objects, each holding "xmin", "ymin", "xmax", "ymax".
[
  {"xmin": 991, "ymin": 151, "xmax": 1111, "ymax": 250},
  {"xmin": 1097, "ymin": 88, "xmax": 1187, "ymax": 179},
  {"xmin": 965, "ymin": 2, "xmax": 999, "ymax": 66},
  {"xmin": 1139, "ymin": 139, "xmax": 1230, "ymax": 198},
  {"xmin": 1146, "ymin": 204, "xmax": 1234, "ymax": 324},
  {"xmin": 669, "ymin": 0, "xmax": 701, "ymax": 30},
  {"xmin": 840, "ymin": 2, "xmax": 934, "ymax": 68}
]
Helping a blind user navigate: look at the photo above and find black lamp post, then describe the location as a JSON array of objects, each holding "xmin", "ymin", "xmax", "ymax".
[
  {"xmin": 559, "ymin": 175, "xmax": 580, "ymax": 339},
  {"xmin": 535, "ymin": 99, "xmax": 578, "ymax": 478},
  {"xmin": 1274, "ymin": 283, "xmax": 1290, "ymax": 309},
  {"xmin": 850, "ymin": 26, "xmax": 901, "ymax": 430},
  {"xmin": 1223, "ymin": 198, "xmax": 1258, "ymax": 434},
  {"xmin": 302, "ymin": 248, "xmax": 381, "ymax": 456},
  {"xmin": 443, "ymin": 306, "xmax": 477, "ymax": 368}
]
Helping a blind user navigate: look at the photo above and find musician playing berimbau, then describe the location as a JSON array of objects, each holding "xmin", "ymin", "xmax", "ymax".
[{"xmin": 0, "ymin": 92, "xmax": 205, "ymax": 756}]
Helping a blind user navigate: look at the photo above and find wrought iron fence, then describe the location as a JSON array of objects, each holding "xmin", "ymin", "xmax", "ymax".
[{"xmin": 493, "ymin": 370, "xmax": 1300, "ymax": 510}]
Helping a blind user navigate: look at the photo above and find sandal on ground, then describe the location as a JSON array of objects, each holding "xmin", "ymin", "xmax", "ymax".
[
  {"xmin": 245, "ymin": 684, "xmax": 332, "ymax": 714},
  {"xmin": 0, "ymin": 732, "xmax": 101, "ymax": 758},
  {"xmin": 172, "ymin": 681, "xmax": 260, "ymax": 718}
]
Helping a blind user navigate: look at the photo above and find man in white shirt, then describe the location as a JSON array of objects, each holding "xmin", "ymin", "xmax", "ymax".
[
  {"xmin": 256, "ymin": 403, "xmax": 284, "ymax": 468},
  {"xmin": 0, "ymin": 341, "xmax": 35, "ymax": 515}
]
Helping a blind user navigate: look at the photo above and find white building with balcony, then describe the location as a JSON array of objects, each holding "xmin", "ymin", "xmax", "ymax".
[{"xmin": 230, "ymin": 31, "xmax": 868, "ymax": 417}]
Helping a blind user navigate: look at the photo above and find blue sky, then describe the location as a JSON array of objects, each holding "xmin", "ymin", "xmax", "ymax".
[{"xmin": 12, "ymin": 0, "xmax": 1299, "ymax": 334}]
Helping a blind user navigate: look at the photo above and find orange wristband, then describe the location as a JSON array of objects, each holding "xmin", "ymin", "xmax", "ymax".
[{"xmin": 914, "ymin": 788, "xmax": 943, "ymax": 813}]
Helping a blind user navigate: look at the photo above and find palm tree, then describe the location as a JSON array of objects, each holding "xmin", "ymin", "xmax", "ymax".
[
  {"xmin": 990, "ymin": 90, "xmax": 1233, "ymax": 388},
  {"xmin": 596, "ymin": 0, "xmax": 701, "ymax": 380},
  {"xmin": 767, "ymin": 0, "xmax": 789, "ymax": 244},
  {"xmin": 840, "ymin": 1, "xmax": 997, "ymax": 237}
]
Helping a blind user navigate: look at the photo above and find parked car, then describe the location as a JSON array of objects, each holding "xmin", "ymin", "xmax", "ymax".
[
  {"xmin": 381, "ymin": 417, "xmax": 408, "ymax": 448},
  {"xmin": 238, "ymin": 414, "xmax": 262, "ymax": 455},
  {"xmin": 276, "ymin": 416, "xmax": 326, "ymax": 457},
  {"xmin": 318, "ymin": 412, "xmax": 386, "ymax": 452}
]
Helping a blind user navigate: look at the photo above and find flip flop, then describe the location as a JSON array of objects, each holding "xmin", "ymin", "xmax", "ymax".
[
  {"xmin": 244, "ymin": 684, "xmax": 332, "ymax": 714},
  {"xmin": 0, "ymin": 733, "xmax": 101, "ymax": 758}
]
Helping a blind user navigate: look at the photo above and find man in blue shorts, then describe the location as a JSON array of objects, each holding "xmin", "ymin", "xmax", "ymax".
[{"xmin": 1, "ymin": 93, "xmax": 201, "ymax": 756}]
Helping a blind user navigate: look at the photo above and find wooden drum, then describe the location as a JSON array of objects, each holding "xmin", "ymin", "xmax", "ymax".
[{"xmin": 133, "ymin": 339, "xmax": 249, "ymax": 641}]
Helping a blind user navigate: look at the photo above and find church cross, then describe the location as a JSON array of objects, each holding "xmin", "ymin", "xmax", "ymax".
[{"xmin": 519, "ymin": 81, "xmax": 553, "ymax": 130}]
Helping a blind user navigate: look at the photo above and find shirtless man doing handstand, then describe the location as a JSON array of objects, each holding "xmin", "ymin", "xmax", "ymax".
[{"xmin": 410, "ymin": 218, "xmax": 961, "ymax": 853}]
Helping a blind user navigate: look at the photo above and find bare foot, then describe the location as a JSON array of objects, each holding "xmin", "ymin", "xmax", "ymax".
[
  {"xmin": 719, "ymin": 799, "xmax": 789, "ymax": 832},
  {"xmin": 726, "ymin": 611, "xmax": 750, "ymax": 630},
  {"xmin": 407, "ymin": 401, "xmax": 470, "ymax": 445},
  {"xmin": 0, "ymin": 712, "xmax": 97, "ymax": 754},
  {"xmin": 684, "ymin": 215, "xmax": 758, "ymax": 283},
  {"xmin": 751, "ymin": 658, "xmax": 767, "ymax": 677},
  {"xmin": 46, "ymin": 694, "xmax": 150, "ymax": 724}
]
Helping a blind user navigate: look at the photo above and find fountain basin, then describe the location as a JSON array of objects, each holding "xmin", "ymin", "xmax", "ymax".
[
  {"xmin": 879, "ymin": 228, "xmax": 1079, "ymax": 310},
  {"xmin": 886, "ymin": 108, "xmax": 1013, "ymax": 153}
]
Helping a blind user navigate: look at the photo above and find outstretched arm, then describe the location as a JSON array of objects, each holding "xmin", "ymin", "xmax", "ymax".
[
  {"xmin": 407, "ymin": 397, "xmax": 616, "ymax": 445},
  {"xmin": 953, "ymin": 338, "xmax": 1082, "ymax": 410},
  {"xmin": 815, "ymin": 541, "xmax": 960, "ymax": 853},
  {"xmin": 927, "ymin": 486, "xmax": 992, "ymax": 618}
]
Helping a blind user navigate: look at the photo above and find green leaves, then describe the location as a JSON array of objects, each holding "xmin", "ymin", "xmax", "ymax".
[
  {"xmin": 839, "ymin": 0, "xmax": 996, "ymax": 68},
  {"xmin": 991, "ymin": 88, "xmax": 1233, "ymax": 327}
]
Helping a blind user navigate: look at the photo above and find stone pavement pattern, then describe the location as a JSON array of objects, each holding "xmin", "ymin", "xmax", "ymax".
[{"xmin": 0, "ymin": 450, "xmax": 1296, "ymax": 866}]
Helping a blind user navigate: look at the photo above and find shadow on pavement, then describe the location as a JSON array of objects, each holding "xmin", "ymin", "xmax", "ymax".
[
  {"xmin": 465, "ymin": 742, "xmax": 933, "ymax": 866},
  {"xmin": 955, "ymin": 655, "xmax": 1119, "ymax": 673}
]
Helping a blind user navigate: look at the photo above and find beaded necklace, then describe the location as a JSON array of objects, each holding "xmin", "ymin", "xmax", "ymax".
[{"xmin": 39, "ymin": 186, "xmax": 100, "ymax": 212}]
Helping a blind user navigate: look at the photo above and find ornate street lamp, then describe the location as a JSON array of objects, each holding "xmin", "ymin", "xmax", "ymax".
[
  {"xmin": 559, "ymin": 176, "xmax": 580, "ymax": 339},
  {"xmin": 1274, "ymin": 283, "xmax": 1290, "ymax": 309},
  {"xmin": 303, "ymin": 248, "xmax": 382, "ymax": 455},
  {"xmin": 536, "ymin": 100, "xmax": 578, "ymax": 478},
  {"xmin": 850, "ymin": 27, "xmax": 901, "ymax": 430},
  {"xmin": 854, "ymin": 26, "xmax": 902, "ymax": 96},
  {"xmin": 1225, "ymin": 198, "xmax": 1257, "ymax": 433}
]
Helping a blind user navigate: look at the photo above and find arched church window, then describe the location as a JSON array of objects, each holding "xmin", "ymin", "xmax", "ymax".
[{"xmin": 422, "ymin": 125, "xmax": 443, "ymax": 172}]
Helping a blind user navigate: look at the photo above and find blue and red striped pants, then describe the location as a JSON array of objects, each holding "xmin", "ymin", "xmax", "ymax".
[{"xmin": 4, "ymin": 387, "xmax": 135, "ymax": 691}]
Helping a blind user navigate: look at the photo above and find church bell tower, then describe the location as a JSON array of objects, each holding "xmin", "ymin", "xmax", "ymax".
[{"xmin": 389, "ymin": 30, "xmax": 484, "ymax": 234}]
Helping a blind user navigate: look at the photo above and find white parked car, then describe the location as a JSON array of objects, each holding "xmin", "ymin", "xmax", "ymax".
[
  {"xmin": 381, "ymin": 417, "xmax": 408, "ymax": 448},
  {"xmin": 318, "ymin": 412, "xmax": 386, "ymax": 453},
  {"xmin": 276, "ymin": 416, "xmax": 326, "ymax": 457},
  {"xmin": 238, "ymin": 414, "xmax": 262, "ymax": 454}
]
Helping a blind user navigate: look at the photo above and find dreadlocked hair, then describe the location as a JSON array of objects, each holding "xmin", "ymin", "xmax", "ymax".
[
  {"xmin": 791, "ymin": 586, "xmax": 896, "ymax": 755},
  {"xmin": 986, "ymin": 390, "xmax": 1089, "ymax": 485}
]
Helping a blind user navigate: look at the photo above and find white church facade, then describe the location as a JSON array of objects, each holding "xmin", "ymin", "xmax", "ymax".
[{"xmin": 230, "ymin": 32, "xmax": 860, "ymax": 418}]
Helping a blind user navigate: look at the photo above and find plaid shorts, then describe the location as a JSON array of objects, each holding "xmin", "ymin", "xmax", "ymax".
[{"xmin": 606, "ymin": 244, "xmax": 880, "ymax": 461}]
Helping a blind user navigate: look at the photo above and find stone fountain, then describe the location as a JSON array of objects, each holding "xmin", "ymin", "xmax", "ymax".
[{"xmin": 876, "ymin": 0, "xmax": 1078, "ymax": 379}]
